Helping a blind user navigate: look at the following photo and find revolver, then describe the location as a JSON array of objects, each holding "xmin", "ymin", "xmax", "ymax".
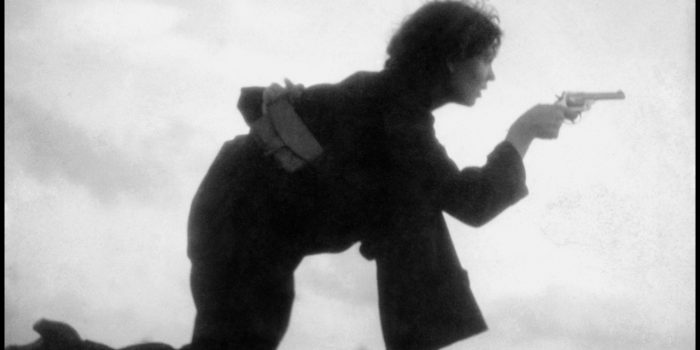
[{"xmin": 555, "ymin": 90, "xmax": 626, "ymax": 121}]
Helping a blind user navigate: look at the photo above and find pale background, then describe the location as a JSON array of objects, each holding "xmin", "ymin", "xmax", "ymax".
[{"xmin": 4, "ymin": 1, "xmax": 695, "ymax": 349}]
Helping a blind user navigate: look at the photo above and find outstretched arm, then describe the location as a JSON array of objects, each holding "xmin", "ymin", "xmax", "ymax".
[
  {"xmin": 383, "ymin": 110, "xmax": 528, "ymax": 227},
  {"xmin": 438, "ymin": 141, "xmax": 528, "ymax": 227},
  {"xmin": 384, "ymin": 103, "xmax": 575, "ymax": 227}
]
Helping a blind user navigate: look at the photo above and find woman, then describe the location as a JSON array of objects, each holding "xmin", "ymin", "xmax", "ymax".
[{"xmin": 187, "ymin": 1, "xmax": 574, "ymax": 349}]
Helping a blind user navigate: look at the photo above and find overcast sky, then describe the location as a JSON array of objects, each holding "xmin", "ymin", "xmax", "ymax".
[{"xmin": 4, "ymin": 1, "xmax": 696, "ymax": 349}]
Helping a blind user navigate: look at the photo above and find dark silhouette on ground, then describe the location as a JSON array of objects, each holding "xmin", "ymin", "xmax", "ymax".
[{"xmin": 5, "ymin": 319, "xmax": 190, "ymax": 350}]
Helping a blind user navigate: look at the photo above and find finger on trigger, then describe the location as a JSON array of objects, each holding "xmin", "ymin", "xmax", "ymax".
[
  {"xmin": 552, "ymin": 109, "xmax": 566, "ymax": 122},
  {"xmin": 562, "ymin": 106, "xmax": 581, "ymax": 119}
]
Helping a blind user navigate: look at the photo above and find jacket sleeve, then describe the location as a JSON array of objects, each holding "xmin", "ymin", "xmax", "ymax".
[
  {"xmin": 439, "ymin": 141, "xmax": 528, "ymax": 226},
  {"xmin": 384, "ymin": 110, "xmax": 528, "ymax": 227}
]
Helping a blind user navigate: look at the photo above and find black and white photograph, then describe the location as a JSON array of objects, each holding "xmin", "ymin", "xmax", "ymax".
[{"xmin": 5, "ymin": 1, "xmax": 695, "ymax": 349}]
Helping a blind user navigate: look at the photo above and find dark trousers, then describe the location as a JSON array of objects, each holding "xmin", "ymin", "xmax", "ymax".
[
  {"xmin": 188, "ymin": 191, "xmax": 304, "ymax": 350},
  {"xmin": 189, "ymin": 245, "xmax": 302, "ymax": 350},
  {"xmin": 187, "ymin": 137, "xmax": 306, "ymax": 350}
]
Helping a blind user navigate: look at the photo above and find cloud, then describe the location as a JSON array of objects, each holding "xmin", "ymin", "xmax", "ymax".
[
  {"xmin": 5, "ymin": 93, "xmax": 173, "ymax": 205},
  {"xmin": 295, "ymin": 246, "xmax": 378, "ymax": 307},
  {"xmin": 4, "ymin": 178, "xmax": 194, "ymax": 348},
  {"xmin": 480, "ymin": 287, "xmax": 696, "ymax": 350},
  {"xmin": 5, "ymin": 0, "xmax": 248, "ymax": 159}
]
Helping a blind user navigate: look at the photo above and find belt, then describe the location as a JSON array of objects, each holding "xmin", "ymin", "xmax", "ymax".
[{"xmin": 250, "ymin": 80, "xmax": 324, "ymax": 172}]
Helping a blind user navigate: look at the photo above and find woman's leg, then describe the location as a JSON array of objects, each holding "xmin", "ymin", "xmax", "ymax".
[{"xmin": 189, "ymin": 248, "xmax": 301, "ymax": 350}]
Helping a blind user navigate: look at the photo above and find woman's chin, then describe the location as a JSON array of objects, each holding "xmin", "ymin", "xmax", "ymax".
[
  {"xmin": 457, "ymin": 96, "xmax": 478, "ymax": 107},
  {"xmin": 446, "ymin": 91, "xmax": 479, "ymax": 106}
]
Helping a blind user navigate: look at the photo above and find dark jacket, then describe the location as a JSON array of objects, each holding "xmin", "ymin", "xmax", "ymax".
[{"xmin": 189, "ymin": 70, "xmax": 528, "ymax": 349}]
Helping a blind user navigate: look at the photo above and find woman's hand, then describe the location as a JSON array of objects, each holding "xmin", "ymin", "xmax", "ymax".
[{"xmin": 505, "ymin": 104, "xmax": 577, "ymax": 158}]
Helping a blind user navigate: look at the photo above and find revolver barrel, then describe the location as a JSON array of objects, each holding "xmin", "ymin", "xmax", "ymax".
[{"xmin": 566, "ymin": 90, "xmax": 625, "ymax": 105}]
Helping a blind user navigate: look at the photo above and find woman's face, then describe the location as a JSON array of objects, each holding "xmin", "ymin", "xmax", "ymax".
[{"xmin": 446, "ymin": 47, "xmax": 497, "ymax": 106}]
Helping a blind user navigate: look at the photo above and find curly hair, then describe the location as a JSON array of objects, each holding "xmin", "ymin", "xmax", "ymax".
[{"xmin": 385, "ymin": 0, "xmax": 501, "ymax": 81}]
